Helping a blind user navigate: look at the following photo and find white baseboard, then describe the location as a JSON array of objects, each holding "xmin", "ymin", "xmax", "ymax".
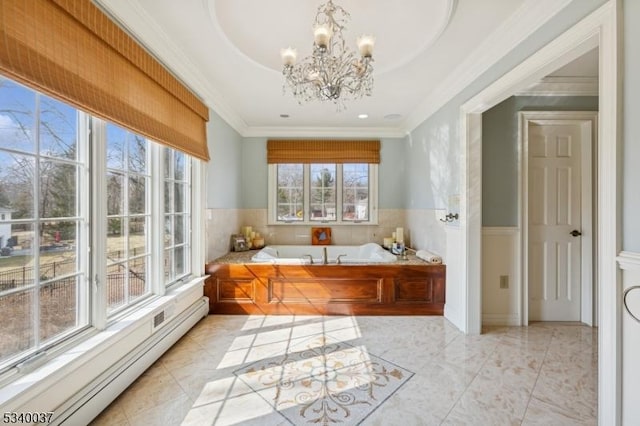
[
  {"xmin": 54, "ymin": 297, "xmax": 209, "ymax": 425},
  {"xmin": 482, "ymin": 313, "xmax": 521, "ymax": 326}
]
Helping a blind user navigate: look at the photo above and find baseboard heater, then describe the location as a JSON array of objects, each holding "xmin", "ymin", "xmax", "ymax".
[{"xmin": 52, "ymin": 296, "xmax": 209, "ymax": 425}]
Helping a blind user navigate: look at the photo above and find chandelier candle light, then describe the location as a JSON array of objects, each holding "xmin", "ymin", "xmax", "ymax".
[{"xmin": 280, "ymin": 0, "xmax": 375, "ymax": 107}]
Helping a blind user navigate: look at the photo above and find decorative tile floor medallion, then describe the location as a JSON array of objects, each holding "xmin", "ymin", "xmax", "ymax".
[{"xmin": 234, "ymin": 335, "xmax": 414, "ymax": 425}]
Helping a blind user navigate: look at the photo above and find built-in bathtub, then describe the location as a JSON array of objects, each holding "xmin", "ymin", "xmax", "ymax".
[
  {"xmin": 251, "ymin": 243, "xmax": 397, "ymax": 264},
  {"xmin": 205, "ymin": 244, "xmax": 446, "ymax": 316}
]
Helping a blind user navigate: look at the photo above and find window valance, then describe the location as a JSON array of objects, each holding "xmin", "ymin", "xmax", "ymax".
[
  {"xmin": 267, "ymin": 139, "xmax": 380, "ymax": 164},
  {"xmin": 0, "ymin": 0, "xmax": 210, "ymax": 161}
]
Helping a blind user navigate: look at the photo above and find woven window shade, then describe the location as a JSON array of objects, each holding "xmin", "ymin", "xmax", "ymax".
[
  {"xmin": 267, "ymin": 140, "xmax": 380, "ymax": 164},
  {"xmin": 0, "ymin": 0, "xmax": 210, "ymax": 161}
]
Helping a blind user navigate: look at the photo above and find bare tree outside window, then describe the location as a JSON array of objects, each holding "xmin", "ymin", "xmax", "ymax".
[
  {"xmin": 310, "ymin": 164, "xmax": 336, "ymax": 221},
  {"xmin": 277, "ymin": 164, "xmax": 304, "ymax": 221},
  {"xmin": 342, "ymin": 163, "xmax": 369, "ymax": 221},
  {"xmin": 105, "ymin": 124, "xmax": 150, "ymax": 313}
]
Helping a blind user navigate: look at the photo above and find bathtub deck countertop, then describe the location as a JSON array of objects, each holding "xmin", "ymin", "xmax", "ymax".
[{"xmin": 208, "ymin": 249, "xmax": 438, "ymax": 266}]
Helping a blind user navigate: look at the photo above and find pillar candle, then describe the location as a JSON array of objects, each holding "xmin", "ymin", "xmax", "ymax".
[{"xmin": 396, "ymin": 227, "xmax": 404, "ymax": 244}]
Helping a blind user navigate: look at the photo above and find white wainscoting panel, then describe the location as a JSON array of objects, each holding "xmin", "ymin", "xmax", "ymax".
[
  {"xmin": 618, "ymin": 251, "xmax": 640, "ymax": 425},
  {"xmin": 482, "ymin": 227, "xmax": 521, "ymax": 326}
]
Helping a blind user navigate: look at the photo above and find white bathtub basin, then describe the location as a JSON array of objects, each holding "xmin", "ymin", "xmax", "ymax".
[{"xmin": 251, "ymin": 243, "xmax": 397, "ymax": 264}]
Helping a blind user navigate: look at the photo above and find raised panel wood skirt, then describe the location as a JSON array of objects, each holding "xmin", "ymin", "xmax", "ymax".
[{"xmin": 204, "ymin": 263, "xmax": 445, "ymax": 315}]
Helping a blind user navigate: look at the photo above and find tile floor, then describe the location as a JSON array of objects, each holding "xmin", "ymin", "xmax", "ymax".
[{"xmin": 91, "ymin": 315, "xmax": 597, "ymax": 426}]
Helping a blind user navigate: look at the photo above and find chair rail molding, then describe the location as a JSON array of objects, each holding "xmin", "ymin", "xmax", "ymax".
[{"xmin": 617, "ymin": 251, "xmax": 640, "ymax": 270}]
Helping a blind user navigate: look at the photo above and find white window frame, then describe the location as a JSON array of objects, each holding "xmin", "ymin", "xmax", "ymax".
[
  {"xmin": 160, "ymin": 147, "xmax": 193, "ymax": 289},
  {"xmin": 92, "ymin": 119, "xmax": 201, "ymax": 328},
  {"xmin": 0, "ymin": 76, "xmax": 205, "ymax": 379},
  {"xmin": 267, "ymin": 163, "xmax": 378, "ymax": 225}
]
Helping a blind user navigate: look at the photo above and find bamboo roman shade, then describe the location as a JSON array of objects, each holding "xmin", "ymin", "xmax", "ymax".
[
  {"xmin": 0, "ymin": 0, "xmax": 210, "ymax": 161},
  {"xmin": 267, "ymin": 140, "xmax": 380, "ymax": 164}
]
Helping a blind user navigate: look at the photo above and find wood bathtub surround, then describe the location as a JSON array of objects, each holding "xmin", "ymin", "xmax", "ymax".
[{"xmin": 204, "ymin": 256, "xmax": 445, "ymax": 315}]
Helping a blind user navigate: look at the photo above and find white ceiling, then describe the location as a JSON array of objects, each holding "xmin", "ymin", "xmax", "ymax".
[{"xmin": 95, "ymin": 0, "xmax": 580, "ymax": 137}]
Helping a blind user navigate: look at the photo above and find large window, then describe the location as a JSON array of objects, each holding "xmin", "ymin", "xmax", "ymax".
[
  {"xmin": 0, "ymin": 78, "xmax": 88, "ymax": 367},
  {"xmin": 0, "ymin": 76, "xmax": 198, "ymax": 372},
  {"xmin": 270, "ymin": 163, "xmax": 377, "ymax": 224}
]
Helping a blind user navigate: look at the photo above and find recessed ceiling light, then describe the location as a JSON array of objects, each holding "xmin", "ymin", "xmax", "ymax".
[
  {"xmin": 384, "ymin": 114, "xmax": 402, "ymax": 120},
  {"xmin": 358, "ymin": 114, "xmax": 369, "ymax": 119},
  {"xmin": 280, "ymin": 114, "xmax": 290, "ymax": 118}
]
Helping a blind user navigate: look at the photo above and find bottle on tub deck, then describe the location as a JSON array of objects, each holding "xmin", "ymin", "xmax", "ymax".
[{"xmin": 391, "ymin": 241, "xmax": 405, "ymax": 255}]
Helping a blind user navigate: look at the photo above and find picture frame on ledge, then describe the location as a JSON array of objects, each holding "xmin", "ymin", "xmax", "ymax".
[{"xmin": 230, "ymin": 234, "xmax": 249, "ymax": 252}]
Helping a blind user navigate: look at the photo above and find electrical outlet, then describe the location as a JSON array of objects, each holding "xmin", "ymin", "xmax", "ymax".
[{"xmin": 499, "ymin": 275, "xmax": 509, "ymax": 289}]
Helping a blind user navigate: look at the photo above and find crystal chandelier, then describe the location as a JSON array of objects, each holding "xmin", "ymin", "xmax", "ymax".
[{"xmin": 280, "ymin": 0, "xmax": 375, "ymax": 108}]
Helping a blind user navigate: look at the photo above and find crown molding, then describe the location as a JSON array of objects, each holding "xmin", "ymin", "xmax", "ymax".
[
  {"xmin": 96, "ymin": 0, "xmax": 577, "ymax": 138},
  {"xmin": 94, "ymin": 0, "xmax": 249, "ymax": 136},
  {"xmin": 515, "ymin": 76, "xmax": 599, "ymax": 96},
  {"xmin": 403, "ymin": 0, "xmax": 573, "ymax": 133},
  {"xmin": 241, "ymin": 126, "xmax": 407, "ymax": 139}
]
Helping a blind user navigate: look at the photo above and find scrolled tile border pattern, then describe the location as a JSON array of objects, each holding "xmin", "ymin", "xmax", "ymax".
[{"xmin": 234, "ymin": 335, "xmax": 414, "ymax": 425}]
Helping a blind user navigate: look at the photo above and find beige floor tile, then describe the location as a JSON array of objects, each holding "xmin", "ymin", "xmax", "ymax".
[
  {"xmin": 90, "ymin": 401, "xmax": 129, "ymax": 426},
  {"xmin": 522, "ymin": 396, "xmax": 597, "ymax": 425},
  {"xmin": 127, "ymin": 393, "xmax": 194, "ymax": 426},
  {"xmin": 92, "ymin": 315, "xmax": 598, "ymax": 426}
]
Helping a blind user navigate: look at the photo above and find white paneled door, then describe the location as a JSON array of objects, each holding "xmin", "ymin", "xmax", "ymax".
[{"xmin": 528, "ymin": 120, "xmax": 591, "ymax": 322}]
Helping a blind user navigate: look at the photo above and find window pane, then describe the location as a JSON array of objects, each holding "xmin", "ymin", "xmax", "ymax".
[
  {"xmin": 39, "ymin": 221, "xmax": 77, "ymax": 281},
  {"xmin": 40, "ymin": 161, "xmax": 77, "ymax": 218},
  {"xmin": 128, "ymin": 176, "xmax": 146, "ymax": 215},
  {"xmin": 164, "ymin": 181, "xmax": 172, "ymax": 213},
  {"xmin": 129, "ymin": 257, "xmax": 147, "ymax": 303},
  {"xmin": 174, "ymin": 246, "xmax": 185, "ymax": 277},
  {"xmin": 40, "ymin": 276, "xmax": 78, "ymax": 343},
  {"xmin": 107, "ymin": 218, "xmax": 125, "ymax": 262},
  {"xmin": 0, "ymin": 152, "xmax": 35, "ymax": 219},
  {"xmin": 174, "ymin": 151, "xmax": 185, "ymax": 181},
  {"xmin": 107, "ymin": 172, "xmax": 124, "ymax": 216},
  {"xmin": 163, "ymin": 249, "xmax": 172, "ymax": 281},
  {"xmin": 0, "ymin": 288, "xmax": 34, "ymax": 361},
  {"xmin": 276, "ymin": 164, "xmax": 303, "ymax": 221},
  {"xmin": 128, "ymin": 135, "xmax": 147, "ymax": 173},
  {"xmin": 310, "ymin": 164, "xmax": 336, "ymax": 221},
  {"xmin": 39, "ymin": 96, "xmax": 77, "ymax": 160},
  {"xmin": 106, "ymin": 125, "xmax": 126, "ymax": 170},
  {"xmin": 175, "ymin": 215, "xmax": 185, "ymax": 244},
  {"xmin": 0, "ymin": 77, "xmax": 36, "ymax": 153},
  {"xmin": 106, "ymin": 262, "xmax": 126, "ymax": 312},
  {"xmin": 174, "ymin": 183, "xmax": 185, "ymax": 213},
  {"xmin": 342, "ymin": 164, "xmax": 369, "ymax": 221},
  {"xmin": 164, "ymin": 215, "xmax": 173, "ymax": 248},
  {"xmin": 129, "ymin": 217, "xmax": 146, "ymax": 257},
  {"xmin": 163, "ymin": 149, "xmax": 172, "ymax": 179},
  {"xmin": 0, "ymin": 222, "xmax": 36, "ymax": 328}
]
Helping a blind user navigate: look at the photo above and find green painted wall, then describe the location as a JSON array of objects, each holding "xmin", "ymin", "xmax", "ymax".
[{"xmin": 482, "ymin": 96, "xmax": 599, "ymax": 226}]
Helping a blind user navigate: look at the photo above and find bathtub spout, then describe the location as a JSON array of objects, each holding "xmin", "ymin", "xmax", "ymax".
[
  {"xmin": 322, "ymin": 247, "xmax": 328, "ymax": 265},
  {"xmin": 303, "ymin": 254, "xmax": 314, "ymax": 264}
]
